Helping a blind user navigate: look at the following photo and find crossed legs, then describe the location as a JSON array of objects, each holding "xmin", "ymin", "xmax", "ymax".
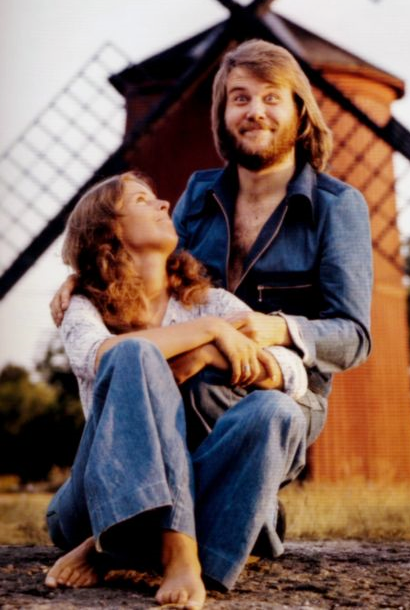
[{"xmin": 45, "ymin": 339, "xmax": 308, "ymax": 602}]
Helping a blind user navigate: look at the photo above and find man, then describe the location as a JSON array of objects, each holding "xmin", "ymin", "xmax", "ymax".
[{"xmin": 173, "ymin": 38, "xmax": 372, "ymax": 422}]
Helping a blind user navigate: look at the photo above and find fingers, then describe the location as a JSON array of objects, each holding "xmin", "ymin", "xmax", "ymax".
[
  {"xmin": 224, "ymin": 313, "xmax": 247, "ymax": 328},
  {"xmin": 229, "ymin": 347, "xmax": 261, "ymax": 386},
  {"xmin": 50, "ymin": 298, "xmax": 63, "ymax": 327},
  {"xmin": 214, "ymin": 325, "xmax": 264, "ymax": 385},
  {"xmin": 49, "ymin": 274, "xmax": 77, "ymax": 326},
  {"xmin": 239, "ymin": 353, "xmax": 261, "ymax": 386},
  {"xmin": 259, "ymin": 349, "xmax": 276, "ymax": 374},
  {"xmin": 49, "ymin": 290, "xmax": 68, "ymax": 326}
]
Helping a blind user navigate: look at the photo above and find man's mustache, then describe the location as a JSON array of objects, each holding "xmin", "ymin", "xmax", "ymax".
[{"xmin": 239, "ymin": 119, "xmax": 278, "ymax": 133}]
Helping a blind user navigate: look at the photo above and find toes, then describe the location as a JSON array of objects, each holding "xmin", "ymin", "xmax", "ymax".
[
  {"xmin": 44, "ymin": 574, "xmax": 58, "ymax": 588},
  {"xmin": 186, "ymin": 602, "xmax": 204, "ymax": 610},
  {"xmin": 57, "ymin": 566, "xmax": 74, "ymax": 586},
  {"xmin": 171, "ymin": 589, "xmax": 189, "ymax": 604}
]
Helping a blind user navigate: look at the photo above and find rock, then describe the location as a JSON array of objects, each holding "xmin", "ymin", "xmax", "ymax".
[{"xmin": 1, "ymin": 541, "xmax": 409, "ymax": 609}]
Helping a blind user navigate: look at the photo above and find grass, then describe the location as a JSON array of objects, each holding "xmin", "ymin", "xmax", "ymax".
[
  {"xmin": 280, "ymin": 479, "xmax": 410, "ymax": 540},
  {"xmin": 0, "ymin": 479, "xmax": 409, "ymax": 545},
  {"xmin": 0, "ymin": 492, "xmax": 51, "ymax": 545}
]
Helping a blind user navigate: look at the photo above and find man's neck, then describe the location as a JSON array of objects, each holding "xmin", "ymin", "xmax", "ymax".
[{"xmin": 236, "ymin": 156, "xmax": 296, "ymax": 203}]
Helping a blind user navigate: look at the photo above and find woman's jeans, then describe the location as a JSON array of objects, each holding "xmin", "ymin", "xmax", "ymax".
[{"xmin": 47, "ymin": 338, "xmax": 324, "ymax": 590}]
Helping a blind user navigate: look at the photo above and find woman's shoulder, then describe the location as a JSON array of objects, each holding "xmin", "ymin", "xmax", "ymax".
[
  {"xmin": 202, "ymin": 287, "xmax": 250, "ymax": 315},
  {"xmin": 65, "ymin": 294, "xmax": 103, "ymax": 321}
]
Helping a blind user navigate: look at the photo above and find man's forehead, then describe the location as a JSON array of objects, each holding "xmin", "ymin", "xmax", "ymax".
[{"xmin": 226, "ymin": 66, "xmax": 288, "ymax": 91}]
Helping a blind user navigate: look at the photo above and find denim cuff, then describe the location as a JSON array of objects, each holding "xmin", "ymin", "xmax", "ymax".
[
  {"xmin": 275, "ymin": 312, "xmax": 316, "ymax": 367},
  {"xmin": 266, "ymin": 346, "xmax": 308, "ymax": 400}
]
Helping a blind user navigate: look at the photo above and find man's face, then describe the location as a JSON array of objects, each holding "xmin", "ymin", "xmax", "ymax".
[{"xmin": 223, "ymin": 67, "xmax": 299, "ymax": 171}]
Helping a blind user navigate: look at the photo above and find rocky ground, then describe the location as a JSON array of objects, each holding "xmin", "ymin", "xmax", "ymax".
[{"xmin": 1, "ymin": 541, "xmax": 409, "ymax": 609}]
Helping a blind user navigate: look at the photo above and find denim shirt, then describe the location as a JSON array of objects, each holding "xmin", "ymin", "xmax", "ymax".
[{"xmin": 172, "ymin": 163, "xmax": 373, "ymax": 411}]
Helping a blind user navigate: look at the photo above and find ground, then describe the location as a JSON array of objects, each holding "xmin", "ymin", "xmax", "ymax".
[{"xmin": 1, "ymin": 541, "xmax": 409, "ymax": 609}]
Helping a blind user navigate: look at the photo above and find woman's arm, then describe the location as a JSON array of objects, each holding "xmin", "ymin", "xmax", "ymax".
[
  {"xmin": 169, "ymin": 343, "xmax": 284, "ymax": 390},
  {"xmin": 61, "ymin": 295, "xmax": 273, "ymax": 386}
]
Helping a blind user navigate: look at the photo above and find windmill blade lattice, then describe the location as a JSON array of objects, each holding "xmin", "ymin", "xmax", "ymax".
[{"xmin": 0, "ymin": 43, "xmax": 131, "ymax": 293}]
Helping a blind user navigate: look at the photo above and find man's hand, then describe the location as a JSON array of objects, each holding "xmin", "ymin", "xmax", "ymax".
[
  {"xmin": 49, "ymin": 274, "xmax": 77, "ymax": 326},
  {"xmin": 225, "ymin": 311, "xmax": 292, "ymax": 348}
]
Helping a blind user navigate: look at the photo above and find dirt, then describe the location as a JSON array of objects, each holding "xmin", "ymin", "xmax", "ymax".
[{"xmin": 0, "ymin": 541, "xmax": 409, "ymax": 609}]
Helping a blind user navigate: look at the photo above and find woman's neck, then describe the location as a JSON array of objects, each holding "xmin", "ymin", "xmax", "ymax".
[{"xmin": 129, "ymin": 251, "xmax": 170, "ymax": 326}]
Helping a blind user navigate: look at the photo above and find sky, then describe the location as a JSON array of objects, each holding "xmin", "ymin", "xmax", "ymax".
[{"xmin": 1, "ymin": 0, "xmax": 410, "ymax": 371}]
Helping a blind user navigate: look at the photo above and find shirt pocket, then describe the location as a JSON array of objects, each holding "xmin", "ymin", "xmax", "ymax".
[{"xmin": 256, "ymin": 282, "xmax": 318, "ymax": 317}]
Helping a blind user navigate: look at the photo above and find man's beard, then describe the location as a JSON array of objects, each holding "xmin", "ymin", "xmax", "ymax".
[{"xmin": 223, "ymin": 117, "xmax": 299, "ymax": 171}]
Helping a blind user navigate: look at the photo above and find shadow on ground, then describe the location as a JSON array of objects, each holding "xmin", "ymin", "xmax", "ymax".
[{"xmin": 1, "ymin": 541, "xmax": 409, "ymax": 609}]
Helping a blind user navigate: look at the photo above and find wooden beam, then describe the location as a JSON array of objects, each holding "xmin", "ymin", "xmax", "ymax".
[
  {"xmin": 248, "ymin": 0, "xmax": 277, "ymax": 14},
  {"xmin": 215, "ymin": 0, "xmax": 240, "ymax": 12},
  {"xmin": 215, "ymin": 0, "xmax": 276, "ymax": 15}
]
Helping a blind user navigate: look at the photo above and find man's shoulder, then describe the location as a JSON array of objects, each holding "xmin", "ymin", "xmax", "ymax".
[
  {"xmin": 188, "ymin": 168, "xmax": 224, "ymax": 191},
  {"xmin": 311, "ymin": 172, "xmax": 370, "ymax": 229},
  {"xmin": 189, "ymin": 167, "xmax": 224, "ymax": 182},
  {"xmin": 316, "ymin": 172, "xmax": 359, "ymax": 197}
]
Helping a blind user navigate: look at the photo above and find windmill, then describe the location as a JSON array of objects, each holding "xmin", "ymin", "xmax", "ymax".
[{"xmin": 1, "ymin": 0, "xmax": 409, "ymax": 480}]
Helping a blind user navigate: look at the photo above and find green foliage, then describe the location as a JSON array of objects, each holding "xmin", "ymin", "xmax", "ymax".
[{"xmin": 0, "ymin": 336, "xmax": 84, "ymax": 482}]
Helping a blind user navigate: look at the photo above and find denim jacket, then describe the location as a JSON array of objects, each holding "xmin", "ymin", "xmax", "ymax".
[{"xmin": 172, "ymin": 163, "xmax": 373, "ymax": 412}]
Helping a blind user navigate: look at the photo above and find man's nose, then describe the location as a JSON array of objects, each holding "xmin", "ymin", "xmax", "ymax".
[{"xmin": 246, "ymin": 97, "xmax": 266, "ymax": 120}]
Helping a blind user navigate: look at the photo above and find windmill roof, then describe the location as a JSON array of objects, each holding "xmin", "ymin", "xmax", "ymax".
[{"xmin": 109, "ymin": 12, "xmax": 404, "ymax": 98}]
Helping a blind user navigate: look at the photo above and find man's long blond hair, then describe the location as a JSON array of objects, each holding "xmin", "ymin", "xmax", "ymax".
[{"xmin": 212, "ymin": 39, "xmax": 333, "ymax": 172}]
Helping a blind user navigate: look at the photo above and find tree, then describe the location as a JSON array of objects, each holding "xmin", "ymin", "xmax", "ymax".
[{"xmin": 0, "ymin": 336, "xmax": 83, "ymax": 482}]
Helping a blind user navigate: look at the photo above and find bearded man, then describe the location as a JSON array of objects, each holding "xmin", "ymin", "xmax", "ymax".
[{"xmin": 173, "ymin": 39, "xmax": 372, "ymax": 436}]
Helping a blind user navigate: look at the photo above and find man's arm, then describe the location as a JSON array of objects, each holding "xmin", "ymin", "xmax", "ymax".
[{"xmin": 226, "ymin": 188, "xmax": 373, "ymax": 374}]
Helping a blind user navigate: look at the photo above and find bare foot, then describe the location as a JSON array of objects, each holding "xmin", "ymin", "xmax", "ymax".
[
  {"xmin": 155, "ymin": 530, "xmax": 206, "ymax": 609},
  {"xmin": 45, "ymin": 537, "xmax": 100, "ymax": 589}
]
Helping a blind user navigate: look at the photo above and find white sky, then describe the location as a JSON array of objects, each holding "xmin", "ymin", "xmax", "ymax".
[{"xmin": 1, "ymin": 0, "xmax": 410, "ymax": 370}]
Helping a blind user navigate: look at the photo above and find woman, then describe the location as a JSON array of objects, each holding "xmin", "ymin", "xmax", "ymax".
[{"xmin": 45, "ymin": 171, "xmax": 308, "ymax": 609}]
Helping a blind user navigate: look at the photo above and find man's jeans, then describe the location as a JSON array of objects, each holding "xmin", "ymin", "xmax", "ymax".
[{"xmin": 47, "ymin": 338, "xmax": 318, "ymax": 590}]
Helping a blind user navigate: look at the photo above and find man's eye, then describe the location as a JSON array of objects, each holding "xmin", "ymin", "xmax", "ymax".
[
  {"xmin": 233, "ymin": 95, "xmax": 248, "ymax": 103},
  {"xmin": 265, "ymin": 94, "xmax": 280, "ymax": 103}
]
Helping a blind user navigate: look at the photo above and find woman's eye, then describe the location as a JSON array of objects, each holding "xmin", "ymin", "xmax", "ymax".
[
  {"xmin": 233, "ymin": 95, "xmax": 248, "ymax": 103},
  {"xmin": 265, "ymin": 94, "xmax": 280, "ymax": 103}
]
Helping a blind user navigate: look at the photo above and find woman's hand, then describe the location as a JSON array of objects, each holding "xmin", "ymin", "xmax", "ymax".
[
  {"xmin": 169, "ymin": 344, "xmax": 229, "ymax": 385},
  {"xmin": 49, "ymin": 274, "xmax": 77, "ymax": 326},
  {"xmin": 212, "ymin": 320, "xmax": 277, "ymax": 386},
  {"xmin": 169, "ymin": 341, "xmax": 282, "ymax": 390},
  {"xmin": 252, "ymin": 350, "xmax": 283, "ymax": 390},
  {"xmin": 225, "ymin": 311, "xmax": 292, "ymax": 348}
]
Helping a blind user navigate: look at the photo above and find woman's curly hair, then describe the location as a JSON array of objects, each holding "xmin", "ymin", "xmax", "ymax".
[{"xmin": 62, "ymin": 172, "xmax": 211, "ymax": 333}]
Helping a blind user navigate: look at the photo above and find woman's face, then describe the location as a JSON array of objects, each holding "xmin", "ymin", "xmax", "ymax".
[{"xmin": 116, "ymin": 178, "xmax": 178, "ymax": 254}]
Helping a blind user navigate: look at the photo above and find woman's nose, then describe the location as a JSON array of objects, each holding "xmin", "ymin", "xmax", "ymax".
[{"xmin": 157, "ymin": 199, "xmax": 170, "ymax": 212}]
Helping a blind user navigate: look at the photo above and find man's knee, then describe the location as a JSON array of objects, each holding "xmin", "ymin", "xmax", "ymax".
[{"xmin": 240, "ymin": 391, "xmax": 307, "ymax": 442}]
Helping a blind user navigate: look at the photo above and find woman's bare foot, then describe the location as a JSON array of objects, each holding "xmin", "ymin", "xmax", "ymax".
[
  {"xmin": 45, "ymin": 537, "xmax": 100, "ymax": 589},
  {"xmin": 155, "ymin": 530, "xmax": 206, "ymax": 609}
]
